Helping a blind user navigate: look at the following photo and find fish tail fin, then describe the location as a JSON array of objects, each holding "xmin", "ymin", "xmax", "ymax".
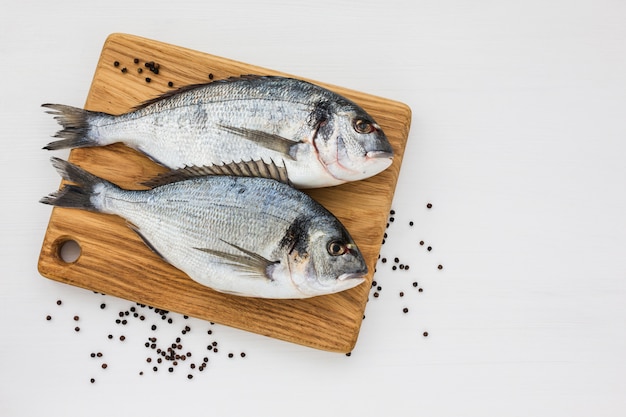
[
  {"xmin": 39, "ymin": 157, "xmax": 110, "ymax": 211},
  {"xmin": 42, "ymin": 104, "xmax": 102, "ymax": 150}
]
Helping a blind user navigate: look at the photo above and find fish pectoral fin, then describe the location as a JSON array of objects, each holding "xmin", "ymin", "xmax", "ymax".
[
  {"xmin": 217, "ymin": 125, "xmax": 296, "ymax": 160},
  {"xmin": 195, "ymin": 241, "xmax": 278, "ymax": 281}
]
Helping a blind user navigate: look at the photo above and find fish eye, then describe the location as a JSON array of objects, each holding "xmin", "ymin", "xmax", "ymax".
[
  {"xmin": 327, "ymin": 240, "xmax": 348, "ymax": 256},
  {"xmin": 353, "ymin": 119, "xmax": 376, "ymax": 134}
]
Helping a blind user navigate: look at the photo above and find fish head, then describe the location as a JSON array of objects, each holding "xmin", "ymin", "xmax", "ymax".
[
  {"xmin": 313, "ymin": 102, "xmax": 394, "ymax": 183},
  {"xmin": 284, "ymin": 217, "xmax": 368, "ymax": 297}
]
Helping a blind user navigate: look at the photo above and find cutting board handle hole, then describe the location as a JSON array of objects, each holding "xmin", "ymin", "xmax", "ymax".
[{"xmin": 53, "ymin": 238, "xmax": 81, "ymax": 264}]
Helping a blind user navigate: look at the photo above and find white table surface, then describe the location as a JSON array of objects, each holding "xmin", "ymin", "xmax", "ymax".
[{"xmin": 1, "ymin": 1, "xmax": 625, "ymax": 416}]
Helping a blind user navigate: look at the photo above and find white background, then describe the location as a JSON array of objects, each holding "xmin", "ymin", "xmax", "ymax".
[{"xmin": 1, "ymin": 1, "xmax": 625, "ymax": 416}]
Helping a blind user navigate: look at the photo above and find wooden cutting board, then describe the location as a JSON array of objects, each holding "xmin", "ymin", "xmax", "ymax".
[{"xmin": 37, "ymin": 33, "xmax": 411, "ymax": 353}]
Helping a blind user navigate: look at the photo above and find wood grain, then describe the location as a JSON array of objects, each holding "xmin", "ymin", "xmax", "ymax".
[{"xmin": 37, "ymin": 33, "xmax": 411, "ymax": 352}]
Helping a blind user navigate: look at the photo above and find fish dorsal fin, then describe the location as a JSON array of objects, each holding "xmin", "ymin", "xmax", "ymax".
[
  {"xmin": 132, "ymin": 75, "xmax": 278, "ymax": 111},
  {"xmin": 133, "ymin": 83, "xmax": 210, "ymax": 110},
  {"xmin": 141, "ymin": 159, "xmax": 291, "ymax": 188}
]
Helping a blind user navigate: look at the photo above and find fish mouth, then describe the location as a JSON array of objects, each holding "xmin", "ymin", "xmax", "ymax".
[
  {"xmin": 337, "ymin": 270, "xmax": 368, "ymax": 281},
  {"xmin": 366, "ymin": 150, "xmax": 394, "ymax": 160}
]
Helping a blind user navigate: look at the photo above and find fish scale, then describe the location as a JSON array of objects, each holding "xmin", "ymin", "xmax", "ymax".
[
  {"xmin": 41, "ymin": 158, "xmax": 368, "ymax": 299},
  {"xmin": 43, "ymin": 75, "xmax": 394, "ymax": 188}
]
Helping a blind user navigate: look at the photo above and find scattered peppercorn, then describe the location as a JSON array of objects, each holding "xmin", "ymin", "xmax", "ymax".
[
  {"xmin": 145, "ymin": 77, "xmax": 151, "ymax": 83},
  {"xmin": 56, "ymin": 300, "xmax": 62, "ymax": 305},
  {"xmin": 438, "ymin": 264, "xmax": 443, "ymax": 270},
  {"xmin": 208, "ymin": 73, "xmax": 214, "ymax": 80},
  {"xmin": 113, "ymin": 61, "xmax": 119, "ymax": 67},
  {"xmin": 403, "ymin": 308, "xmax": 409, "ymax": 313},
  {"xmin": 427, "ymin": 203, "xmax": 432, "ymax": 209},
  {"xmin": 46, "ymin": 315, "xmax": 52, "ymax": 321},
  {"xmin": 423, "ymin": 332, "xmax": 429, "ymax": 337}
]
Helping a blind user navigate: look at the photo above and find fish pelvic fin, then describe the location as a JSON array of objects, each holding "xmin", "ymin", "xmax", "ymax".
[
  {"xmin": 216, "ymin": 125, "xmax": 296, "ymax": 160},
  {"xmin": 39, "ymin": 157, "xmax": 110, "ymax": 211},
  {"xmin": 42, "ymin": 104, "xmax": 103, "ymax": 150},
  {"xmin": 141, "ymin": 159, "xmax": 291, "ymax": 188},
  {"xmin": 195, "ymin": 240, "xmax": 279, "ymax": 281}
]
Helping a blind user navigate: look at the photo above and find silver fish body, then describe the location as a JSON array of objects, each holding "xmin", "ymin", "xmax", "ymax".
[
  {"xmin": 40, "ymin": 158, "xmax": 368, "ymax": 299},
  {"xmin": 43, "ymin": 76, "xmax": 394, "ymax": 188}
]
